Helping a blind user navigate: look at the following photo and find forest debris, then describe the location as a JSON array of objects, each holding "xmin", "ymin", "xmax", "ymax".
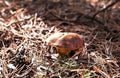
[{"xmin": 93, "ymin": 66, "xmax": 111, "ymax": 78}]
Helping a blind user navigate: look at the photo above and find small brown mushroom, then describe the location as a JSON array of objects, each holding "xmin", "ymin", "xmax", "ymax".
[{"xmin": 46, "ymin": 32, "xmax": 85, "ymax": 58}]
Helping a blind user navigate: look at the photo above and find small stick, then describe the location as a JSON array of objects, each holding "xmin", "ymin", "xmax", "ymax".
[
  {"xmin": 92, "ymin": 0, "xmax": 120, "ymax": 20},
  {"xmin": 93, "ymin": 66, "xmax": 111, "ymax": 78}
]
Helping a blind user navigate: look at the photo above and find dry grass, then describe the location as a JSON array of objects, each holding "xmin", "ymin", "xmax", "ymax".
[{"xmin": 0, "ymin": 0, "xmax": 120, "ymax": 78}]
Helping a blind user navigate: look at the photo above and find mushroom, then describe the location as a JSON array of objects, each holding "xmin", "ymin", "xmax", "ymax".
[{"xmin": 46, "ymin": 32, "xmax": 85, "ymax": 58}]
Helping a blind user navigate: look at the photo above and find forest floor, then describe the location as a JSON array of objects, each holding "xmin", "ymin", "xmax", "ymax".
[{"xmin": 0, "ymin": 0, "xmax": 120, "ymax": 78}]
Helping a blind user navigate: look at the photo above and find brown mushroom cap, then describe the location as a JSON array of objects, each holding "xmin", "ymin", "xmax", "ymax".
[{"xmin": 46, "ymin": 32, "xmax": 84, "ymax": 56}]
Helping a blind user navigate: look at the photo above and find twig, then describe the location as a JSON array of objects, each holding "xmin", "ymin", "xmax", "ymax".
[
  {"xmin": 93, "ymin": 66, "xmax": 111, "ymax": 78},
  {"xmin": 49, "ymin": 11, "xmax": 104, "ymax": 25},
  {"xmin": 92, "ymin": 0, "xmax": 120, "ymax": 20}
]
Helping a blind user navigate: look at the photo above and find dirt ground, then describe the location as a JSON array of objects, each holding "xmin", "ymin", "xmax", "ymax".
[{"xmin": 0, "ymin": 0, "xmax": 120, "ymax": 78}]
